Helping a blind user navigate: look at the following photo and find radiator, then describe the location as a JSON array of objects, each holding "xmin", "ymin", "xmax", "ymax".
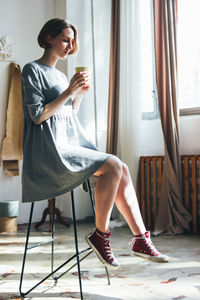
[{"xmin": 136, "ymin": 155, "xmax": 200, "ymax": 233}]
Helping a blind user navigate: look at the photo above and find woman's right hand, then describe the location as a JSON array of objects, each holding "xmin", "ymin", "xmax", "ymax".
[{"xmin": 66, "ymin": 72, "xmax": 89, "ymax": 98}]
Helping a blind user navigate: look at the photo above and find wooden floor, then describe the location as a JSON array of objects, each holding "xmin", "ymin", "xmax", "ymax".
[{"xmin": 0, "ymin": 222, "xmax": 200, "ymax": 299}]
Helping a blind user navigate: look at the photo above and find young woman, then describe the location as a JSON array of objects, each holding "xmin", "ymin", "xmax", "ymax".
[{"xmin": 21, "ymin": 18, "xmax": 169, "ymax": 270}]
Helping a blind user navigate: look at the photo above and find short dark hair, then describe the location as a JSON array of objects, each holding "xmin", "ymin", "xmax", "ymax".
[{"xmin": 37, "ymin": 18, "xmax": 78, "ymax": 55}]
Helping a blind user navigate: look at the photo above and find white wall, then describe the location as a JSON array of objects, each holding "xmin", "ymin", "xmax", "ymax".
[
  {"xmin": 140, "ymin": 116, "xmax": 200, "ymax": 156},
  {"xmin": 0, "ymin": 0, "xmax": 55, "ymax": 224},
  {"xmin": 179, "ymin": 116, "xmax": 200, "ymax": 155}
]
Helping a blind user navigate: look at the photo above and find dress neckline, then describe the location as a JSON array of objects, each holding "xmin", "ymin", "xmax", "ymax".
[{"xmin": 36, "ymin": 60, "xmax": 56, "ymax": 70}]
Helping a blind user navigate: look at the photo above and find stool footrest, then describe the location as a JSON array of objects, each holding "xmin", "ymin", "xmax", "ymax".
[
  {"xmin": 27, "ymin": 238, "xmax": 54, "ymax": 250},
  {"xmin": 20, "ymin": 247, "xmax": 93, "ymax": 297},
  {"xmin": 53, "ymin": 249, "xmax": 93, "ymax": 280}
]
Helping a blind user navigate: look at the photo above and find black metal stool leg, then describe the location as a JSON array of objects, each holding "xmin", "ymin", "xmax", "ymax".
[
  {"xmin": 71, "ymin": 190, "xmax": 83, "ymax": 300},
  {"xmin": 86, "ymin": 179, "xmax": 110, "ymax": 285},
  {"xmin": 51, "ymin": 198, "xmax": 57, "ymax": 281},
  {"xmin": 86, "ymin": 179, "xmax": 95, "ymax": 215},
  {"xmin": 19, "ymin": 202, "xmax": 34, "ymax": 297},
  {"xmin": 19, "ymin": 185, "xmax": 109, "ymax": 298}
]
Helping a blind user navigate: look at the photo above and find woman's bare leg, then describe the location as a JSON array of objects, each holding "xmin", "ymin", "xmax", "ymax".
[
  {"xmin": 114, "ymin": 163, "xmax": 146, "ymax": 235},
  {"xmin": 93, "ymin": 156, "xmax": 146, "ymax": 235},
  {"xmin": 93, "ymin": 156, "xmax": 122, "ymax": 233},
  {"xmin": 88, "ymin": 157, "xmax": 169, "ymax": 266}
]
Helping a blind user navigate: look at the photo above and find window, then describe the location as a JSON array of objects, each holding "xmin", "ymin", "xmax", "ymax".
[
  {"xmin": 142, "ymin": 0, "xmax": 200, "ymax": 119},
  {"xmin": 141, "ymin": 0, "xmax": 159, "ymax": 120},
  {"xmin": 177, "ymin": 0, "xmax": 200, "ymax": 115}
]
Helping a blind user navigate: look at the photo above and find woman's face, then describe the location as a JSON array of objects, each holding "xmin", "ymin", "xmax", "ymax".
[{"xmin": 47, "ymin": 27, "xmax": 74, "ymax": 59}]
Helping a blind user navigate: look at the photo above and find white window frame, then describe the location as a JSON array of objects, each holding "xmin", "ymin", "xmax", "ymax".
[{"xmin": 142, "ymin": 0, "xmax": 200, "ymax": 120}]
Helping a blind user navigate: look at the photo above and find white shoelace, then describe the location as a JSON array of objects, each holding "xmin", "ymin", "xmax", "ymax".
[
  {"xmin": 130, "ymin": 234, "xmax": 160, "ymax": 255},
  {"xmin": 96, "ymin": 231, "xmax": 115, "ymax": 262},
  {"xmin": 103, "ymin": 235, "xmax": 114, "ymax": 261}
]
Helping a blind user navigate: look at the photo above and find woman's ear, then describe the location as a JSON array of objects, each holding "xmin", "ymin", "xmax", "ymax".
[{"xmin": 46, "ymin": 34, "xmax": 52, "ymax": 45}]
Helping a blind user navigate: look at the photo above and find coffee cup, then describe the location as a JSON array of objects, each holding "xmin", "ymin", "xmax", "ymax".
[{"xmin": 75, "ymin": 66, "xmax": 89, "ymax": 73}]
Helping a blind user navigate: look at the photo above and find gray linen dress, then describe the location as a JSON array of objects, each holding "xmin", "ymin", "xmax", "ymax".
[{"xmin": 21, "ymin": 60, "xmax": 111, "ymax": 203}]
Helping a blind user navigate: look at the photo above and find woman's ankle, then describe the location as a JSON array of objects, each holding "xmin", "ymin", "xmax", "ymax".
[{"xmin": 96, "ymin": 227, "xmax": 110, "ymax": 235}]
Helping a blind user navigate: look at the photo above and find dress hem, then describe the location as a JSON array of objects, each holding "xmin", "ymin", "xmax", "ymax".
[{"xmin": 22, "ymin": 154, "xmax": 112, "ymax": 203}]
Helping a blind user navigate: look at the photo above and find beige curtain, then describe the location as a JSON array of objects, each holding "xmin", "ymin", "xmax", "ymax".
[
  {"xmin": 153, "ymin": 0, "xmax": 192, "ymax": 235},
  {"xmin": 1, "ymin": 63, "xmax": 23, "ymax": 176},
  {"xmin": 106, "ymin": 0, "xmax": 120, "ymax": 155}
]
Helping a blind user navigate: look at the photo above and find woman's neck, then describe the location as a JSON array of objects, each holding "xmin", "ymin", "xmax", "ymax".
[{"xmin": 39, "ymin": 50, "xmax": 58, "ymax": 68}]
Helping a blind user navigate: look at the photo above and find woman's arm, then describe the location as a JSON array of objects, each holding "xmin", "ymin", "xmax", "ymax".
[
  {"xmin": 72, "ymin": 86, "xmax": 91, "ymax": 112},
  {"xmin": 37, "ymin": 72, "xmax": 89, "ymax": 124},
  {"xmin": 36, "ymin": 88, "xmax": 72, "ymax": 124}
]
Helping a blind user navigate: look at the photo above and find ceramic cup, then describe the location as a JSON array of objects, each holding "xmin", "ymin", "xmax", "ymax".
[{"xmin": 75, "ymin": 66, "xmax": 89, "ymax": 73}]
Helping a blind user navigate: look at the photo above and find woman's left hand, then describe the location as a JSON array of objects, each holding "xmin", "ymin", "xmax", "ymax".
[
  {"xmin": 75, "ymin": 72, "xmax": 91, "ymax": 96},
  {"xmin": 72, "ymin": 72, "xmax": 91, "ymax": 112}
]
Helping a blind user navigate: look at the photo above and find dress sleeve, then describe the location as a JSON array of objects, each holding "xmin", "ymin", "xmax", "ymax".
[{"xmin": 22, "ymin": 64, "xmax": 45, "ymax": 124}]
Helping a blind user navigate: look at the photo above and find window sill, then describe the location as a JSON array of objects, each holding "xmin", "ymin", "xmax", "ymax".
[{"xmin": 180, "ymin": 107, "xmax": 200, "ymax": 116}]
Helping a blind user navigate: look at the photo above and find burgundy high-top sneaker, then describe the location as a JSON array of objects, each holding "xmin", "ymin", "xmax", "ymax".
[
  {"xmin": 85, "ymin": 228, "xmax": 120, "ymax": 269},
  {"xmin": 131, "ymin": 231, "xmax": 170, "ymax": 263}
]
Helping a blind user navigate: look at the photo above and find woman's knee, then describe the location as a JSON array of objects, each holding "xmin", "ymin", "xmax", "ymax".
[
  {"xmin": 107, "ymin": 156, "xmax": 123, "ymax": 179},
  {"xmin": 96, "ymin": 156, "xmax": 123, "ymax": 179},
  {"xmin": 121, "ymin": 162, "xmax": 131, "ymax": 183},
  {"xmin": 122, "ymin": 162, "xmax": 130, "ymax": 176},
  {"xmin": 108, "ymin": 159, "xmax": 130, "ymax": 180}
]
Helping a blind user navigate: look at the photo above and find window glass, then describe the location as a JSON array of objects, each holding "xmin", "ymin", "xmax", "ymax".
[
  {"xmin": 141, "ymin": 0, "xmax": 155, "ymax": 116},
  {"xmin": 178, "ymin": 0, "xmax": 200, "ymax": 110}
]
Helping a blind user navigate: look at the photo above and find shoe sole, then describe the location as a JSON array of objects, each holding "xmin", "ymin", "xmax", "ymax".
[
  {"xmin": 85, "ymin": 235, "xmax": 120, "ymax": 270},
  {"xmin": 132, "ymin": 251, "xmax": 169, "ymax": 263}
]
